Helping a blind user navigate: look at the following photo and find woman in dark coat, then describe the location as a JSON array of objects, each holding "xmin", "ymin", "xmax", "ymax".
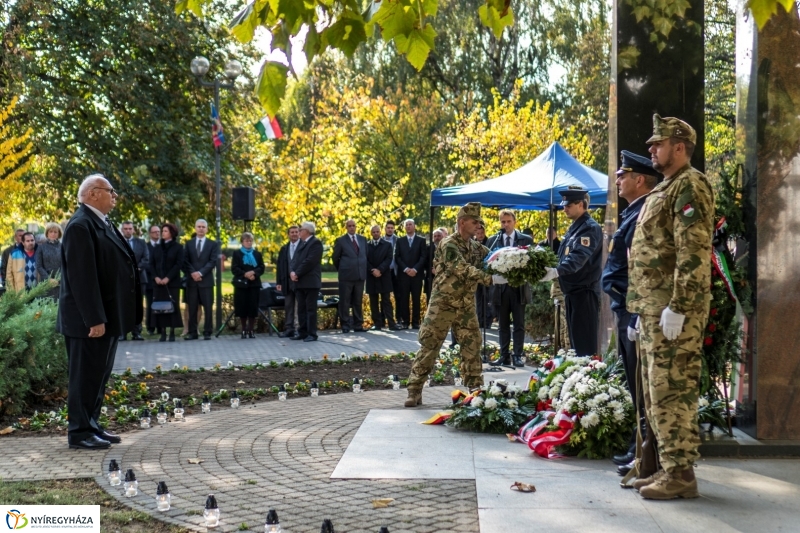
[
  {"xmin": 231, "ymin": 232, "xmax": 265, "ymax": 338},
  {"xmin": 150, "ymin": 223, "xmax": 184, "ymax": 341}
]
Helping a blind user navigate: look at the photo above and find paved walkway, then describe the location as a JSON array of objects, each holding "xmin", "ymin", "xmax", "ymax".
[{"xmin": 114, "ymin": 328, "xmax": 501, "ymax": 373}]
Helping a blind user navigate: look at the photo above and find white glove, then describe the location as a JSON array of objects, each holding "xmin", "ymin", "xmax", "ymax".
[
  {"xmin": 627, "ymin": 317, "xmax": 639, "ymax": 342},
  {"xmin": 539, "ymin": 267, "xmax": 559, "ymax": 282},
  {"xmin": 659, "ymin": 307, "xmax": 685, "ymax": 341},
  {"xmin": 492, "ymin": 274, "xmax": 508, "ymax": 285}
]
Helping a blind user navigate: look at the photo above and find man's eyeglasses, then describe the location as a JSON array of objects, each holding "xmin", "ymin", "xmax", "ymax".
[{"xmin": 93, "ymin": 187, "xmax": 118, "ymax": 195}]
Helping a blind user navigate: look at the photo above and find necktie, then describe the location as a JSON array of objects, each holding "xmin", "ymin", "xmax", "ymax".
[
  {"xmin": 408, "ymin": 237, "xmax": 413, "ymax": 246},
  {"xmin": 352, "ymin": 236, "xmax": 359, "ymax": 254},
  {"xmin": 104, "ymin": 216, "xmax": 111, "ymax": 227},
  {"xmin": 198, "ymin": 239, "xmax": 203, "ymax": 254},
  {"xmin": 290, "ymin": 243, "xmax": 296, "ymax": 260},
  {"xmin": 505, "ymin": 235, "xmax": 511, "ymax": 247}
]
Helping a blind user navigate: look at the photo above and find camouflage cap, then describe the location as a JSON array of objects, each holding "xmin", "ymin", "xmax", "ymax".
[
  {"xmin": 646, "ymin": 114, "xmax": 697, "ymax": 145},
  {"xmin": 456, "ymin": 202, "xmax": 484, "ymax": 225}
]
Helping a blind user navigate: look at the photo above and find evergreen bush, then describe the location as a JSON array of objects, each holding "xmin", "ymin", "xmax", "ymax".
[{"xmin": 0, "ymin": 283, "xmax": 68, "ymax": 416}]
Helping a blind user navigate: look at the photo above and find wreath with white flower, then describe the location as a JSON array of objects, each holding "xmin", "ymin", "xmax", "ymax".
[
  {"xmin": 445, "ymin": 379, "xmax": 537, "ymax": 433},
  {"xmin": 485, "ymin": 246, "xmax": 557, "ymax": 287}
]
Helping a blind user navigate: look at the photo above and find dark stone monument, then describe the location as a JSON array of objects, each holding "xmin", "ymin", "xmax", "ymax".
[{"xmin": 736, "ymin": 2, "xmax": 800, "ymax": 440}]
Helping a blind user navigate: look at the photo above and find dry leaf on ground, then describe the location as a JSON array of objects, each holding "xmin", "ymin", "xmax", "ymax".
[
  {"xmin": 0, "ymin": 426, "xmax": 14, "ymax": 435},
  {"xmin": 371, "ymin": 498, "xmax": 394, "ymax": 508},
  {"xmin": 510, "ymin": 481, "xmax": 536, "ymax": 492},
  {"xmin": 187, "ymin": 458, "xmax": 205, "ymax": 464}
]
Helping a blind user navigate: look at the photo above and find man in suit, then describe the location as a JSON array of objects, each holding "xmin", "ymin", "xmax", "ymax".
[
  {"xmin": 144, "ymin": 225, "xmax": 161, "ymax": 334},
  {"xmin": 290, "ymin": 221, "xmax": 323, "ymax": 342},
  {"xmin": 395, "ymin": 219, "xmax": 427, "ymax": 329},
  {"xmin": 538, "ymin": 227, "xmax": 561, "ymax": 254},
  {"xmin": 366, "ymin": 224, "xmax": 401, "ymax": 330},
  {"xmin": 183, "ymin": 219, "xmax": 219, "ymax": 340},
  {"xmin": 58, "ymin": 174, "xmax": 138, "ymax": 450},
  {"xmin": 276, "ymin": 225, "xmax": 300, "ymax": 337},
  {"xmin": 119, "ymin": 221, "xmax": 148, "ymax": 341},
  {"xmin": 487, "ymin": 209, "xmax": 534, "ymax": 367},
  {"xmin": 332, "ymin": 219, "xmax": 368, "ymax": 332},
  {"xmin": 383, "ymin": 220, "xmax": 400, "ymax": 326}
]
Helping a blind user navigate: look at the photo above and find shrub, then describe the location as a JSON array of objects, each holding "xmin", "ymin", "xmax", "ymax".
[{"xmin": 0, "ymin": 283, "xmax": 68, "ymax": 416}]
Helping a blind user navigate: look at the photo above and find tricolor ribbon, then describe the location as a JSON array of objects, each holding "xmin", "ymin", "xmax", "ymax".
[
  {"xmin": 711, "ymin": 248, "xmax": 737, "ymax": 302},
  {"xmin": 421, "ymin": 411, "xmax": 452, "ymax": 425}
]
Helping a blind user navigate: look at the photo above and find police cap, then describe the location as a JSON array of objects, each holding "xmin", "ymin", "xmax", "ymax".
[
  {"xmin": 558, "ymin": 186, "xmax": 588, "ymax": 206},
  {"xmin": 616, "ymin": 150, "xmax": 662, "ymax": 181}
]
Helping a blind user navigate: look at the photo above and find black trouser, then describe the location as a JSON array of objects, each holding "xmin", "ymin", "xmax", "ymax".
[
  {"xmin": 338, "ymin": 279, "xmax": 365, "ymax": 330},
  {"xmin": 295, "ymin": 287, "xmax": 318, "ymax": 338},
  {"xmin": 65, "ymin": 335, "xmax": 118, "ymax": 443},
  {"xmin": 615, "ymin": 308, "xmax": 643, "ymax": 451},
  {"xmin": 145, "ymin": 285, "xmax": 155, "ymax": 331},
  {"xmin": 283, "ymin": 288, "xmax": 297, "ymax": 333},
  {"xmin": 369, "ymin": 291, "xmax": 396, "ymax": 328},
  {"xmin": 390, "ymin": 271, "xmax": 401, "ymax": 325},
  {"xmin": 497, "ymin": 285, "xmax": 526, "ymax": 358},
  {"xmin": 563, "ymin": 288, "xmax": 599, "ymax": 357},
  {"xmin": 476, "ymin": 285, "xmax": 494, "ymax": 328},
  {"xmin": 397, "ymin": 273, "xmax": 423, "ymax": 327},
  {"xmin": 186, "ymin": 284, "xmax": 213, "ymax": 335}
]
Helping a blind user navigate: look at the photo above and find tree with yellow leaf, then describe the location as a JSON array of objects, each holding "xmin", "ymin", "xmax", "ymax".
[{"xmin": 0, "ymin": 96, "xmax": 35, "ymax": 235}]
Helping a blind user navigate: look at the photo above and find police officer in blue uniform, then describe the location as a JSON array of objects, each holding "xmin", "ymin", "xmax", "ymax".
[
  {"xmin": 602, "ymin": 151, "xmax": 661, "ymax": 471},
  {"xmin": 542, "ymin": 186, "xmax": 603, "ymax": 357}
]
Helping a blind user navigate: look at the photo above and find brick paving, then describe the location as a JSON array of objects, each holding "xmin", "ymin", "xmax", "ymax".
[{"xmin": 1, "ymin": 388, "xmax": 477, "ymax": 533}]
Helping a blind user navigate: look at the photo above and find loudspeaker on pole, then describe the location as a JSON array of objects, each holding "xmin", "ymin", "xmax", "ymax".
[{"xmin": 232, "ymin": 187, "xmax": 255, "ymax": 221}]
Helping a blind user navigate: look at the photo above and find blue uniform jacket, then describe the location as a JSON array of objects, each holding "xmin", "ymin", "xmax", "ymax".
[
  {"xmin": 601, "ymin": 196, "xmax": 647, "ymax": 325},
  {"xmin": 556, "ymin": 212, "xmax": 603, "ymax": 295}
]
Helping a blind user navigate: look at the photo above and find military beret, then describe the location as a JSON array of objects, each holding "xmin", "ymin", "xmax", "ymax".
[
  {"xmin": 558, "ymin": 186, "xmax": 588, "ymax": 206},
  {"xmin": 646, "ymin": 114, "xmax": 697, "ymax": 145},
  {"xmin": 456, "ymin": 202, "xmax": 484, "ymax": 225},
  {"xmin": 616, "ymin": 150, "xmax": 663, "ymax": 181}
]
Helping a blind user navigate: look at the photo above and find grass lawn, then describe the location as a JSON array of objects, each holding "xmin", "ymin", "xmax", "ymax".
[{"xmin": 0, "ymin": 479, "xmax": 187, "ymax": 533}]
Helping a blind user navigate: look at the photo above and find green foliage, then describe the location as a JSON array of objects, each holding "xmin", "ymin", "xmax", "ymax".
[
  {"xmin": 748, "ymin": 0, "xmax": 797, "ymax": 29},
  {"xmin": 525, "ymin": 282, "xmax": 555, "ymax": 341},
  {"xmin": 446, "ymin": 389, "xmax": 538, "ymax": 434},
  {"xmin": 0, "ymin": 283, "xmax": 68, "ymax": 416}
]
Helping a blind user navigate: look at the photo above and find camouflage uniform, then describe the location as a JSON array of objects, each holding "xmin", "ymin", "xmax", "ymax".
[
  {"xmin": 407, "ymin": 207, "xmax": 493, "ymax": 392},
  {"xmin": 550, "ymin": 281, "xmax": 571, "ymax": 351},
  {"xmin": 627, "ymin": 116, "xmax": 714, "ymax": 474}
]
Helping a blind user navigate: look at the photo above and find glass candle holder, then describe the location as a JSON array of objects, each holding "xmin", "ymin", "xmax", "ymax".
[
  {"xmin": 454, "ymin": 377, "xmax": 463, "ymax": 387},
  {"xmin": 204, "ymin": 495, "xmax": 220, "ymax": 528},
  {"xmin": 310, "ymin": 387, "xmax": 319, "ymax": 397},
  {"xmin": 123, "ymin": 469, "xmax": 138, "ymax": 497},
  {"xmin": 230, "ymin": 392, "xmax": 240, "ymax": 409},
  {"xmin": 352, "ymin": 378, "xmax": 361, "ymax": 393},
  {"xmin": 139, "ymin": 408, "xmax": 151, "ymax": 429},
  {"xmin": 156, "ymin": 481, "xmax": 171, "ymax": 512},
  {"xmin": 201, "ymin": 395, "xmax": 212, "ymax": 413},
  {"xmin": 424, "ymin": 377, "xmax": 431, "ymax": 388},
  {"xmin": 173, "ymin": 404, "xmax": 184, "ymax": 421},
  {"xmin": 264, "ymin": 510, "xmax": 281, "ymax": 533},
  {"xmin": 157, "ymin": 404, "xmax": 167, "ymax": 424},
  {"xmin": 278, "ymin": 386, "xmax": 287, "ymax": 401},
  {"xmin": 392, "ymin": 379, "xmax": 401, "ymax": 390},
  {"xmin": 107, "ymin": 460, "xmax": 121, "ymax": 486}
]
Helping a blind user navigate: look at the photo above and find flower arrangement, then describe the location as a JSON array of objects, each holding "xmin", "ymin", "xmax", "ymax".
[
  {"xmin": 485, "ymin": 246, "xmax": 557, "ymax": 287},
  {"xmin": 445, "ymin": 379, "xmax": 536, "ymax": 433}
]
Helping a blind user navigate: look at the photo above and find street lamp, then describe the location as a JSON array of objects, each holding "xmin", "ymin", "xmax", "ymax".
[{"xmin": 190, "ymin": 55, "xmax": 242, "ymax": 331}]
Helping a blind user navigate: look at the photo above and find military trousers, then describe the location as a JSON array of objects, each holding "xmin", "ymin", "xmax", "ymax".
[
  {"xmin": 639, "ymin": 314, "xmax": 704, "ymax": 473},
  {"xmin": 407, "ymin": 299, "xmax": 483, "ymax": 392}
]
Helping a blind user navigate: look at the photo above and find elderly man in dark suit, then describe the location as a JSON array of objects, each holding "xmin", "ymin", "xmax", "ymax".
[
  {"xmin": 289, "ymin": 221, "xmax": 323, "ymax": 342},
  {"xmin": 58, "ymin": 174, "xmax": 138, "ymax": 450},
  {"xmin": 487, "ymin": 209, "xmax": 534, "ymax": 367},
  {"xmin": 276, "ymin": 225, "xmax": 300, "ymax": 337},
  {"xmin": 119, "ymin": 221, "xmax": 148, "ymax": 341},
  {"xmin": 366, "ymin": 224, "xmax": 401, "ymax": 331},
  {"xmin": 395, "ymin": 218, "xmax": 428, "ymax": 329},
  {"xmin": 144, "ymin": 225, "xmax": 161, "ymax": 334},
  {"xmin": 183, "ymin": 219, "xmax": 219, "ymax": 340},
  {"xmin": 332, "ymin": 219, "xmax": 368, "ymax": 333}
]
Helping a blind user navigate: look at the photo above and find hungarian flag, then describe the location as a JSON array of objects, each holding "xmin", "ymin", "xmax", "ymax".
[
  {"xmin": 210, "ymin": 103, "xmax": 225, "ymax": 148},
  {"xmin": 255, "ymin": 115, "xmax": 283, "ymax": 141}
]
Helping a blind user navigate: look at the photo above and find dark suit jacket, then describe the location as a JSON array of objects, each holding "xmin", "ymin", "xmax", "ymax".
[
  {"xmin": 487, "ymin": 230, "xmax": 535, "ymax": 305},
  {"xmin": 276, "ymin": 240, "xmax": 301, "ymax": 292},
  {"xmin": 231, "ymin": 249, "xmax": 265, "ymax": 288},
  {"xmin": 366, "ymin": 239, "xmax": 393, "ymax": 294},
  {"xmin": 183, "ymin": 237, "xmax": 219, "ymax": 288},
  {"xmin": 57, "ymin": 204, "xmax": 137, "ymax": 337},
  {"xmin": 125, "ymin": 237, "xmax": 149, "ymax": 285},
  {"xmin": 395, "ymin": 234, "xmax": 427, "ymax": 276},
  {"xmin": 151, "ymin": 240, "xmax": 185, "ymax": 289},
  {"xmin": 290, "ymin": 236, "xmax": 323, "ymax": 290},
  {"xmin": 145, "ymin": 241, "xmax": 159, "ymax": 288},
  {"xmin": 332, "ymin": 233, "xmax": 367, "ymax": 282}
]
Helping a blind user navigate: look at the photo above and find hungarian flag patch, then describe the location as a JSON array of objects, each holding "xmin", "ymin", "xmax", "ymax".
[{"xmin": 682, "ymin": 204, "xmax": 695, "ymax": 217}]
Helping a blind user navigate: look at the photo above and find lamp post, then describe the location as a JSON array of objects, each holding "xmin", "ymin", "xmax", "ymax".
[{"xmin": 190, "ymin": 56, "xmax": 242, "ymax": 331}]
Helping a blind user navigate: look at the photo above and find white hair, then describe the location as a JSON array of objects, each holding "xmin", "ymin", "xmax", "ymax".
[
  {"xmin": 195, "ymin": 219, "xmax": 208, "ymax": 226},
  {"xmin": 403, "ymin": 218, "xmax": 415, "ymax": 226},
  {"xmin": 300, "ymin": 221, "xmax": 316, "ymax": 235},
  {"xmin": 77, "ymin": 174, "xmax": 107, "ymax": 203}
]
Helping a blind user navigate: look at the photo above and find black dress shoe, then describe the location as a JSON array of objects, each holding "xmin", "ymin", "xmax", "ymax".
[
  {"xmin": 612, "ymin": 451, "xmax": 636, "ymax": 466},
  {"xmin": 248, "ymin": 331, "xmax": 256, "ymax": 339},
  {"xmin": 289, "ymin": 334, "xmax": 304, "ymax": 341},
  {"xmin": 69, "ymin": 435, "xmax": 111, "ymax": 450},
  {"xmin": 412, "ymin": 324, "xmax": 420, "ymax": 329},
  {"xmin": 118, "ymin": 335, "xmax": 126, "ymax": 341},
  {"xmin": 490, "ymin": 357, "xmax": 511, "ymax": 367},
  {"xmin": 95, "ymin": 430, "xmax": 122, "ymax": 444},
  {"xmin": 159, "ymin": 333, "xmax": 167, "ymax": 342},
  {"xmin": 303, "ymin": 335, "xmax": 318, "ymax": 342},
  {"xmin": 391, "ymin": 324, "xmax": 404, "ymax": 331},
  {"xmin": 184, "ymin": 333, "xmax": 199, "ymax": 340},
  {"xmin": 341, "ymin": 328, "xmax": 351, "ymax": 333},
  {"xmin": 618, "ymin": 460, "xmax": 635, "ymax": 476},
  {"xmin": 369, "ymin": 326, "xmax": 382, "ymax": 331},
  {"xmin": 131, "ymin": 334, "xmax": 144, "ymax": 341},
  {"xmin": 278, "ymin": 331, "xmax": 295, "ymax": 338},
  {"xmin": 203, "ymin": 334, "xmax": 211, "ymax": 340},
  {"xmin": 353, "ymin": 328, "xmax": 365, "ymax": 332},
  {"xmin": 512, "ymin": 356, "xmax": 524, "ymax": 368}
]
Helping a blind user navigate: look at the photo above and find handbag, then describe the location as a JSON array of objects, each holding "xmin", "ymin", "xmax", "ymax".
[
  {"xmin": 232, "ymin": 277, "xmax": 249, "ymax": 288},
  {"xmin": 151, "ymin": 285, "xmax": 175, "ymax": 314}
]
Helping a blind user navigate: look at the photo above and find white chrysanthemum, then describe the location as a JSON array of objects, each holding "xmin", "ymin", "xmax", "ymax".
[
  {"xmin": 608, "ymin": 400, "xmax": 622, "ymax": 410},
  {"xmin": 489, "ymin": 385, "xmax": 503, "ymax": 396},
  {"xmin": 507, "ymin": 384, "xmax": 522, "ymax": 394},
  {"xmin": 580, "ymin": 411, "xmax": 601, "ymax": 428},
  {"xmin": 161, "ymin": 391, "xmax": 170, "ymax": 401},
  {"xmin": 608, "ymin": 387, "xmax": 620, "ymax": 398},
  {"xmin": 548, "ymin": 385, "xmax": 561, "ymax": 399},
  {"xmin": 507, "ymin": 399, "xmax": 519, "ymax": 409},
  {"xmin": 485, "ymin": 398, "xmax": 498, "ymax": 410},
  {"xmin": 471, "ymin": 396, "xmax": 484, "ymax": 408},
  {"xmin": 586, "ymin": 398, "xmax": 598, "ymax": 409},
  {"xmin": 613, "ymin": 409, "xmax": 626, "ymax": 422},
  {"xmin": 538, "ymin": 386, "xmax": 550, "ymax": 400},
  {"xmin": 595, "ymin": 393, "xmax": 610, "ymax": 404}
]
